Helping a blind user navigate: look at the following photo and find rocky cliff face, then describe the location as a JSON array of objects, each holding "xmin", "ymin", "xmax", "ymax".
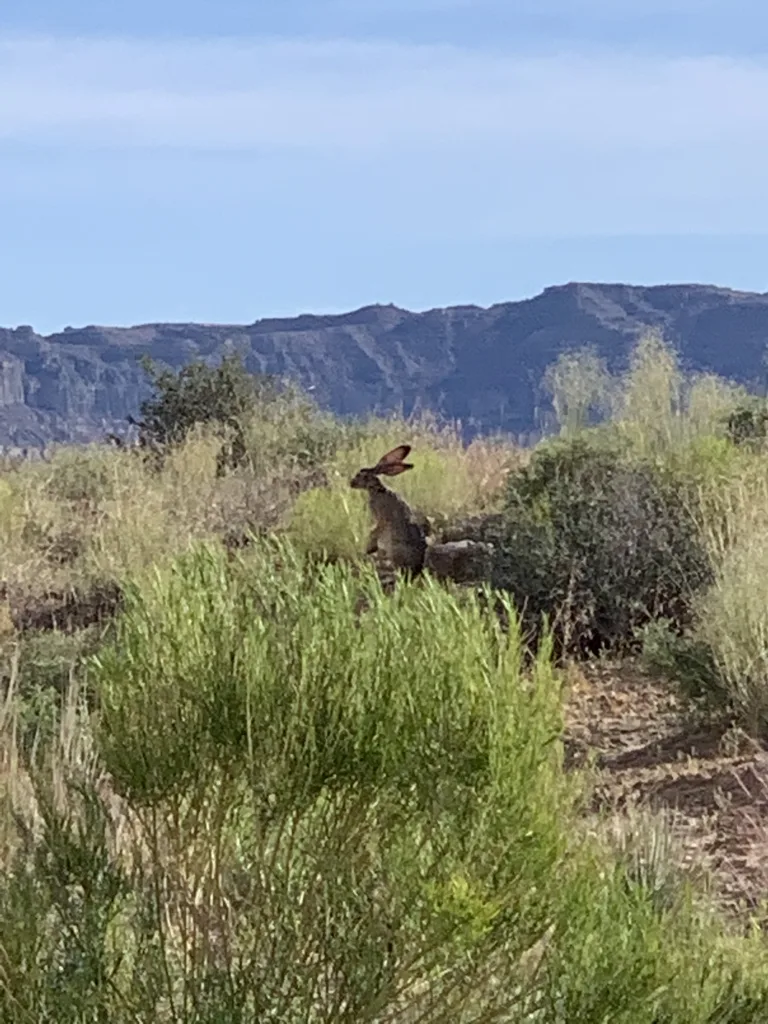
[{"xmin": 2, "ymin": 282, "xmax": 768, "ymax": 447}]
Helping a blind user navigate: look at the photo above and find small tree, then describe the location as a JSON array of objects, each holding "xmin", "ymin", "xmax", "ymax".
[
  {"xmin": 133, "ymin": 353, "xmax": 282, "ymax": 473},
  {"xmin": 137, "ymin": 353, "xmax": 278, "ymax": 446}
]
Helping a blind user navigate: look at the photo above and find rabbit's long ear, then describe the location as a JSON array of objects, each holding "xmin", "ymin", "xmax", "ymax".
[
  {"xmin": 375, "ymin": 444, "xmax": 411, "ymax": 469},
  {"xmin": 378, "ymin": 461, "xmax": 413, "ymax": 476}
]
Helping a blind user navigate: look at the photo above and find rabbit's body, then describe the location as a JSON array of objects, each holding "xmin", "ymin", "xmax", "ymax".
[
  {"xmin": 350, "ymin": 445, "xmax": 428, "ymax": 577},
  {"xmin": 364, "ymin": 479, "xmax": 428, "ymax": 573}
]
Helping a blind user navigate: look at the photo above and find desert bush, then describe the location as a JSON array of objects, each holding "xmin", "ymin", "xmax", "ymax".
[
  {"xmin": 0, "ymin": 459, "xmax": 95, "ymax": 596},
  {"xmin": 726, "ymin": 400, "xmax": 768, "ymax": 447},
  {"xmin": 91, "ymin": 539, "xmax": 566, "ymax": 818},
  {"xmin": 53, "ymin": 540, "xmax": 574, "ymax": 1019},
  {"xmin": 693, "ymin": 525, "xmax": 768, "ymax": 735},
  {"xmin": 613, "ymin": 331, "xmax": 686, "ymax": 457},
  {"xmin": 40, "ymin": 445, "xmax": 117, "ymax": 508},
  {"xmin": 239, "ymin": 379, "xmax": 349, "ymax": 475},
  {"xmin": 546, "ymin": 332, "xmax": 747, "ymax": 459},
  {"xmin": 621, "ymin": 339, "xmax": 745, "ymax": 457},
  {"xmin": 136, "ymin": 353, "xmax": 349, "ymax": 483},
  {"xmin": 610, "ymin": 331, "xmax": 743, "ymax": 457},
  {"xmin": 638, "ymin": 466, "xmax": 768, "ymax": 734},
  {"xmin": 495, "ymin": 333, "xmax": 749, "ymax": 657},
  {"xmin": 493, "ymin": 433, "xmax": 712, "ymax": 654},
  {"xmin": 0, "ymin": 419, "xmax": 330, "ymax": 599},
  {"xmin": 686, "ymin": 372, "xmax": 751, "ymax": 441}
]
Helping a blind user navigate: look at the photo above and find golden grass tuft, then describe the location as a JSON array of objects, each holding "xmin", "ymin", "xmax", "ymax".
[
  {"xmin": 693, "ymin": 466, "xmax": 768, "ymax": 732},
  {"xmin": 287, "ymin": 417, "xmax": 522, "ymax": 559}
]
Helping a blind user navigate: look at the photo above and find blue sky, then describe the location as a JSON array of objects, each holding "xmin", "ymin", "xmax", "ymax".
[{"xmin": 1, "ymin": 1, "xmax": 767, "ymax": 334}]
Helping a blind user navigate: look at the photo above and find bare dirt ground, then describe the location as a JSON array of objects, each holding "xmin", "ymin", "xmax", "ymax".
[{"xmin": 564, "ymin": 659, "xmax": 768, "ymax": 920}]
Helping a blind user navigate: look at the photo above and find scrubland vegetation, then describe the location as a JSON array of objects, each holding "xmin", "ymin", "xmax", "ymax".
[{"xmin": 4, "ymin": 335, "xmax": 768, "ymax": 1020}]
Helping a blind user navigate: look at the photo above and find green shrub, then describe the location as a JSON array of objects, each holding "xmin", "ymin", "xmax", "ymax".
[
  {"xmin": 4, "ymin": 538, "xmax": 768, "ymax": 1020},
  {"xmin": 134, "ymin": 352, "xmax": 350, "ymax": 483},
  {"xmin": 493, "ymin": 434, "xmax": 712, "ymax": 654},
  {"xmin": 81, "ymin": 539, "xmax": 571, "ymax": 1018},
  {"xmin": 91, "ymin": 540, "xmax": 567, "ymax": 819}
]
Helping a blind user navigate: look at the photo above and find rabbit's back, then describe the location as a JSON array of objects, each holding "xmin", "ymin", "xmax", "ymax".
[{"xmin": 368, "ymin": 488, "xmax": 427, "ymax": 569}]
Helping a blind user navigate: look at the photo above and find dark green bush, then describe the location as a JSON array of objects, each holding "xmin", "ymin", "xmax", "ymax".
[
  {"xmin": 137, "ymin": 351, "xmax": 277, "ymax": 449},
  {"xmin": 492, "ymin": 434, "xmax": 713, "ymax": 655},
  {"xmin": 725, "ymin": 401, "xmax": 768, "ymax": 447}
]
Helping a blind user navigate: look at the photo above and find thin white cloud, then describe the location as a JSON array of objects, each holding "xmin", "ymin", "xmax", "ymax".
[
  {"xmin": 0, "ymin": 35, "xmax": 767, "ymax": 154},
  {"xmin": 1, "ymin": 34, "xmax": 768, "ymax": 237}
]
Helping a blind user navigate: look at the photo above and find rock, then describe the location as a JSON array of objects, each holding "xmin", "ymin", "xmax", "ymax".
[
  {"xmin": 426, "ymin": 539, "xmax": 495, "ymax": 584},
  {"xmin": 439, "ymin": 514, "xmax": 504, "ymax": 545}
]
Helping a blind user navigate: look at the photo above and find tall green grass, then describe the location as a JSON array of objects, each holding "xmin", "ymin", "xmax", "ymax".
[
  {"xmin": 2, "ymin": 538, "xmax": 768, "ymax": 1021},
  {"xmin": 679, "ymin": 465, "xmax": 768, "ymax": 731}
]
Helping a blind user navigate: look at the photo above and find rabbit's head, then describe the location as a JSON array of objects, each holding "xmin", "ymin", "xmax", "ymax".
[{"xmin": 350, "ymin": 444, "xmax": 414, "ymax": 490}]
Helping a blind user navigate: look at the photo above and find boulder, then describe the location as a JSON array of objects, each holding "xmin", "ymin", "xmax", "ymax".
[{"xmin": 426, "ymin": 539, "xmax": 494, "ymax": 584}]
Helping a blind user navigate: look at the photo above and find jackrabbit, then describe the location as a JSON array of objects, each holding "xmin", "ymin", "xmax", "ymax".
[{"xmin": 350, "ymin": 444, "xmax": 429, "ymax": 577}]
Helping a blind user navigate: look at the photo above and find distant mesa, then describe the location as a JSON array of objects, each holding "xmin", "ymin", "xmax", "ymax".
[{"xmin": 2, "ymin": 282, "xmax": 768, "ymax": 448}]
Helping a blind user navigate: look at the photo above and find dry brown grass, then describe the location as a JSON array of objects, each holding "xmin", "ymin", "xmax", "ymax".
[{"xmin": 0, "ymin": 416, "xmax": 522, "ymax": 607}]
